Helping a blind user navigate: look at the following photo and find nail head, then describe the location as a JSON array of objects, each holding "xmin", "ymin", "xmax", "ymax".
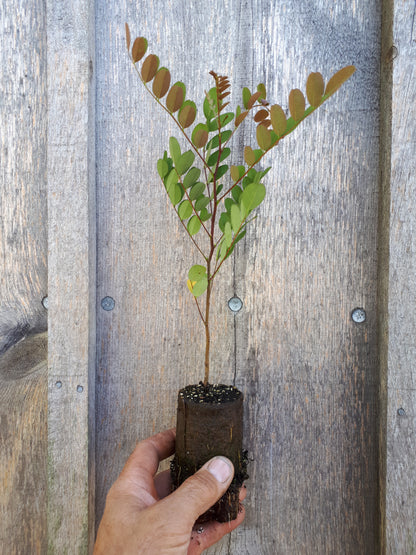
[
  {"xmin": 351, "ymin": 307, "xmax": 366, "ymax": 323},
  {"xmin": 101, "ymin": 296, "xmax": 115, "ymax": 311},
  {"xmin": 77, "ymin": 385, "xmax": 84, "ymax": 393},
  {"xmin": 228, "ymin": 296, "xmax": 243, "ymax": 313},
  {"xmin": 397, "ymin": 407, "xmax": 406, "ymax": 417}
]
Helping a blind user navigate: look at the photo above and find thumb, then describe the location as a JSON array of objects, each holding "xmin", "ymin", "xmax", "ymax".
[{"xmin": 168, "ymin": 456, "xmax": 234, "ymax": 524}]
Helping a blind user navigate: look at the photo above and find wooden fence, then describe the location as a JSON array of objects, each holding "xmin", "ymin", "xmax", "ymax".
[{"xmin": 1, "ymin": 0, "xmax": 415, "ymax": 553}]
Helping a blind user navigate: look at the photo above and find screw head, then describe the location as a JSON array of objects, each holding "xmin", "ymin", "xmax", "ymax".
[
  {"xmin": 397, "ymin": 407, "xmax": 406, "ymax": 417},
  {"xmin": 77, "ymin": 385, "xmax": 84, "ymax": 393},
  {"xmin": 55, "ymin": 380, "xmax": 62, "ymax": 389},
  {"xmin": 351, "ymin": 307, "xmax": 366, "ymax": 323},
  {"xmin": 101, "ymin": 296, "xmax": 115, "ymax": 311},
  {"xmin": 42, "ymin": 296, "xmax": 49, "ymax": 309},
  {"xmin": 228, "ymin": 296, "xmax": 243, "ymax": 313}
]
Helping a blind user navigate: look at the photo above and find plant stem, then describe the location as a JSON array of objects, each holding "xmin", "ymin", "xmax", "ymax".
[{"xmin": 203, "ymin": 277, "xmax": 211, "ymax": 386}]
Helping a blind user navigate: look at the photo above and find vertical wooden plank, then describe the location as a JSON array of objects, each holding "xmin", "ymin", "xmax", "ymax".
[
  {"xmin": 0, "ymin": 0, "xmax": 48, "ymax": 552},
  {"xmin": 95, "ymin": 0, "xmax": 381, "ymax": 553},
  {"xmin": 47, "ymin": 0, "xmax": 96, "ymax": 552},
  {"xmin": 383, "ymin": 0, "xmax": 416, "ymax": 552},
  {"xmin": 232, "ymin": 2, "xmax": 381, "ymax": 552}
]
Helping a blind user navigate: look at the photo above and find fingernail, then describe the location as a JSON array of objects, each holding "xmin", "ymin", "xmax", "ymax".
[{"xmin": 207, "ymin": 457, "xmax": 233, "ymax": 483}]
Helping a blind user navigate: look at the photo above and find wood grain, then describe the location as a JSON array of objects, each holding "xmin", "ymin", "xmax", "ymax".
[
  {"xmin": 46, "ymin": 0, "xmax": 96, "ymax": 552},
  {"xmin": 0, "ymin": 0, "xmax": 47, "ymax": 552},
  {"xmin": 384, "ymin": 0, "xmax": 416, "ymax": 552},
  {"xmin": 95, "ymin": 0, "xmax": 381, "ymax": 552}
]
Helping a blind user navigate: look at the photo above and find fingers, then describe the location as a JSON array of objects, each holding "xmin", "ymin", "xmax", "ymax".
[
  {"xmin": 120, "ymin": 428, "xmax": 176, "ymax": 483},
  {"xmin": 188, "ymin": 504, "xmax": 246, "ymax": 554},
  {"xmin": 166, "ymin": 456, "xmax": 235, "ymax": 526}
]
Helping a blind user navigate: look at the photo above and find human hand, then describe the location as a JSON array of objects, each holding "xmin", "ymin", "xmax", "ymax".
[{"xmin": 94, "ymin": 428, "xmax": 246, "ymax": 554}]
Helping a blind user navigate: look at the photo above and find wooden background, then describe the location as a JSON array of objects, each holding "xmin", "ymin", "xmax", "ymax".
[{"xmin": 1, "ymin": 0, "xmax": 415, "ymax": 553}]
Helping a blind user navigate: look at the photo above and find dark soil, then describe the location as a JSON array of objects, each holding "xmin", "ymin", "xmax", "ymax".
[{"xmin": 171, "ymin": 383, "xmax": 249, "ymax": 523}]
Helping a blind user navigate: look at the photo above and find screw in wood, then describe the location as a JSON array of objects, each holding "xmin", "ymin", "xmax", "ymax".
[
  {"xmin": 42, "ymin": 296, "xmax": 49, "ymax": 309},
  {"xmin": 77, "ymin": 385, "xmax": 84, "ymax": 393},
  {"xmin": 101, "ymin": 296, "xmax": 115, "ymax": 311},
  {"xmin": 228, "ymin": 296, "xmax": 243, "ymax": 313},
  {"xmin": 55, "ymin": 381, "xmax": 62, "ymax": 389},
  {"xmin": 397, "ymin": 407, "xmax": 406, "ymax": 417},
  {"xmin": 351, "ymin": 307, "xmax": 366, "ymax": 323}
]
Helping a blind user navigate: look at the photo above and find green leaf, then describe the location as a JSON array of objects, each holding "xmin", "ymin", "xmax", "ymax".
[
  {"xmin": 207, "ymin": 130, "xmax": 232, "ymax": 150},
  {"xmin": 207, "ymin": 147, "xmax": 231, "ymax": 167},
  {"xmin": 191, "ymin": 276, "xmax": 208, "ymax": 297},
  {"xmin": 240, "ymin": 182, "xmax": 266, "ymax": 216},
  {"xmin": 168, "ymin": 183, "xmax": 183, "ymax": 205},
  {"xmin": 187, "ymin": 215, "xmax": 202, "ymax": 235},
  {"xmin": 230, "ymin": 203, "xmax": 243, "ymax": 232},
  {"xmin": 199, "ymin": 208, "xmax": 211, "ymax": 221},
  {"xmin": 157, "ymin": 158, "xmax": 169, "ymax": 180},
  {"xmin": 178, "ymin": 200, "xmax": 193, "ymax": 220},
  {"xmin": 189, "ymin": 182, "xmax": 205, "ymax": 200},
  {"xmin": 183, "ymin": 167, "xmax": 201, "ymax": 189},
  {"xmin": 191, "ymin": 123, "xmax": 209, "ymax": 149},
  {"xmin": 217, "ymin": 237, "xmax": 228, "ymax": 261},
  {"xmin": 214, "ymin": 165, "xmax": 228, "ymax": 180},
  {"xmin": 169, "ymin": 137, "xmax": 181, "ymax": 166},
  {"xmin": 257, "ymin": 83, "xmax": 267, "ymax": 100},
  {"xmin": 231, "ymin": 185, "xmax": 242, "ymax": 202},
  {"xmin": 219, "ymin": 212, "xmax": 230, "ymax": 232},
  {"xmin": 224, "ymin": 221, "xmax": 233, "ymax": 247},
  {"xmin": 188, "ymin": 264, "xmax": 207, "ymax": 281},
  {"xmin": 195, "ymin": 195, "xmax": 210, "ymax": 211},
  {"xmin": 242, "ymin": 87, "xmax": 251, "ymax": 109},
  {"xmin": 224, "ymin": 198, "xmax": 234, "ymax": 213},
  {"xmin": 204, "ymin": 87, "xmax": 217, "ymax": 120},
  {"xmin": 165, "ymin": 168, "xmax": 178, "ymax": 191},
  {"xmin": 177, "ymin": 150, "xmax": 195, "ymax": 175}
]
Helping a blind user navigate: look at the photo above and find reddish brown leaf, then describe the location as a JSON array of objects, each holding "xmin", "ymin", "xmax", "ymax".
[
  {"xmin": 178, "ymin": 102, "xmax": 197, "ymax": 128},
  {"xmin": 141, "ymin": 54, "xmax": 159, "ymax": 82},
  {"xmin": 247, "ymin": 91, "xmax": 262, "ymax": 109},
  {"xmin": 325, "ymin": 65, "xmax": 356, "ymax": 96},
  {"xmin": 125, "ymin": 23, "xmax": 131, "ymax": 51},
  {"xmin": 306, "ymin": 72, "xmax": 324, "ymax": 107},
  {"xmin": 166, "ymin": 83, "xmax": 185, "ymax": 112},
  {"xmin": 244, "ymin": 145, "xmax": 256, "ymax": 166},
  {"xmin": 152, "ymin": 67, "xmax": 171, "ymax": 98},
  {"xmin": 235, "ymin": 110, "xmax": 249, "ymax": 127},
  {"xmin": 289, "ymin": 89, "xmax": 305, "ymax": 121},
  {"xmin": 256, "ymin": 123, "xmax": 272, "ymax": 150},
  {"xmin": 270, "ymin": 104, "xmax": 287, "ymax": 136},
  {"xmin": 132, "ymin": 37, "xmax": 148, "ymax": 63},
  {"xmin": 254, "ymin": 109, "xmax": 269, "ymax": 123}
]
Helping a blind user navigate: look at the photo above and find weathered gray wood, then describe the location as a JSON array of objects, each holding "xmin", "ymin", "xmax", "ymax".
[
  {"xmin": 95, "ymin": 1, "xmax": 381, "ymax": 553},
  {"xmin": 47, "ymin": 0, "xmax": 96, "ymax": 552},
  {"xmin": 383, "ymin": 0, "xmax": 416, "ymax": 552},
  {"xmin": 0, "ymin": 0, "xmax": 48, "ymax": 552}
]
